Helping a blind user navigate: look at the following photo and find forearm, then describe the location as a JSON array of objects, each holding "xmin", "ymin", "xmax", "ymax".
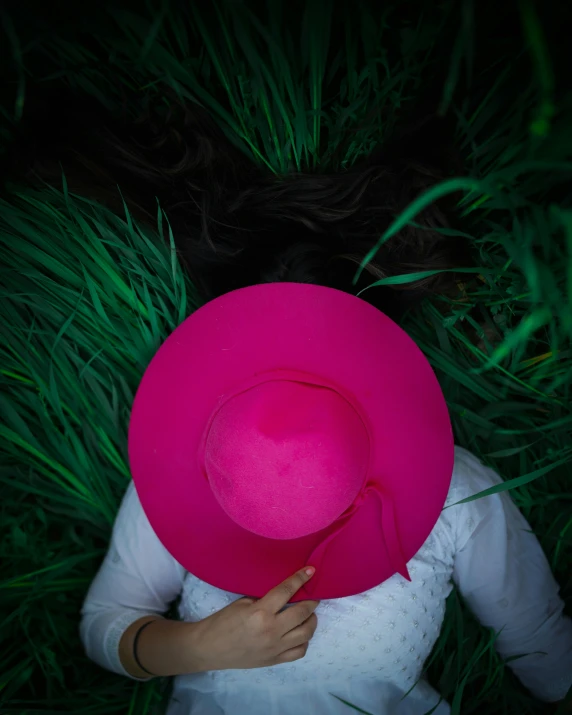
[{"xmin": 118, "ymin": 616, "xmax": 206, "ymax": 678}]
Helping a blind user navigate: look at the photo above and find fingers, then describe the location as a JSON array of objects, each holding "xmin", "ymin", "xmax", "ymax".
[
  {"xmin": 273, "ymin": 643, "xmax": 309, "ymax": 664},
  {"xmin": 272, "ymin": 614, "xmax": 318, "ymax": 665},
  {"xmin": 239, "ymin": 597, "xmax": 257, "ymax": 605},
  {"xmin": 280, "ymin": 612, "xmax": 318, "ymax": 650},
  {"xmin": 277, "ymin": 599, "xmax": 320, "ymax": 633},
  {"xmin": 257, "ymin": 566, "xmax": 315, "ymax": 614}
]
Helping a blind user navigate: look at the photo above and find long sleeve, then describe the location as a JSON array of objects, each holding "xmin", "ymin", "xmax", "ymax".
[
  {"xmin": 80, "ymin": 481, "xmax": 186, "ymax": 679},
  {"xmin": 450, "ymin": 448, "xmax": 572, "ymax": 703}
]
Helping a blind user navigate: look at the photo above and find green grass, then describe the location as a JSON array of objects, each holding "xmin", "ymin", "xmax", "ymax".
[
  {"xmin": 1, "ymin": 1, "xmax": 571, "ymax": 713},
  {"xmin": 0, "ymin": 187, "xmax": 200, "ymax": 713}
]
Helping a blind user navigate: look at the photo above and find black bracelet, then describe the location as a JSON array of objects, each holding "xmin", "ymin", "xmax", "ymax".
[{"xmin": 133, "ymin": 620, "xmax": 157, "ymax": 676}]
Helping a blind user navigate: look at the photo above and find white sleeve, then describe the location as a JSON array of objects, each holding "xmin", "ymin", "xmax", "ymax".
[
  {"xmin": 79, "ymin": 481, "xmax": 186, "ymax": 680},
  {"xmin": 450, "ymin": 448, "xmax": 572, "ymax": 703}
]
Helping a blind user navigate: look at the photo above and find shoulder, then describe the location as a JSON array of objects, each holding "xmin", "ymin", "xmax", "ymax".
[
  {"xmin": 110, "ymin": 481, "xmax": 187, "ymax": 580},
  {"xmin": 111, "ymin": 480, "xmax": 164, "ymax": 553},
  {"xmin": 438, "ymin": 446, "xmax": 511, "ymax": 550},
  {"xmin": 112, "ymin": 480, "xmax": 143, "ymax": 532},
  {"xmin": 444, "ymin": 446, "xmax": 503, "ymax": 509}
]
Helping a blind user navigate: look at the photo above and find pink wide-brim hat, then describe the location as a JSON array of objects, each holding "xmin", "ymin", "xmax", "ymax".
[{"xmin": 129, "ymin": 283, "xmax": 454, "ymax": 602}]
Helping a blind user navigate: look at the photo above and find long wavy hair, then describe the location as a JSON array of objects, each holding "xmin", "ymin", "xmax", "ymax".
[{"xmin": 2, "ymin": 88, "xmax": 469, "ymax": 321}]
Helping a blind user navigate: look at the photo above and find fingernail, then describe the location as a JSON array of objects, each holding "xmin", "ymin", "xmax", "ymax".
[{"xmin": 305, "ymin": 567, "xmax": 315, "ymax": 577}]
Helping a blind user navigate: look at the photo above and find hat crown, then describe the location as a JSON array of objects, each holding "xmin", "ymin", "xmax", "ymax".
[{"xmin": 203, "ymin": 379, "xmax": 369, "ymax": 539}]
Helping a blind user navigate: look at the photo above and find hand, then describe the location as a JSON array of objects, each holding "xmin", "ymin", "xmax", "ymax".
[{"xmin": 189, "ymin": 566, "xmax": 320, "ymax": 672}]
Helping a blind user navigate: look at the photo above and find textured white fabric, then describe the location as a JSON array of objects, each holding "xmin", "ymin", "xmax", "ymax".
[{"xmin": 80, "ymin": 447, "xmax": 572, "ymax": 714}]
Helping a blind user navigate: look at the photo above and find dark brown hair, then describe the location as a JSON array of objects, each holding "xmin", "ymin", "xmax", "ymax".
[{"xmin": 2, "ymin": 89, "xmax": 469, "ymax": 321}]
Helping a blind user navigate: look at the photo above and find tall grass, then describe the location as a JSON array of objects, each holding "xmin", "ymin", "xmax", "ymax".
[
  {"xmin": 0, "ymin": 0, "xmax": 571, "ymax": 713},
  {"xmin": 0, "ymin": 188, "xmax": 199, "ymax": 712}
]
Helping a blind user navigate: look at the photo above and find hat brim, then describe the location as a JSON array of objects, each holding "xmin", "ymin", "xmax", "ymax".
[{"xmin": 128, "ymin": 283, "xmax": 454, "ymax": 601}]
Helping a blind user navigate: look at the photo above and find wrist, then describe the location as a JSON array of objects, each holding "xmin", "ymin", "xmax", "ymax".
[
  {"xmin": 184, "ymin": 619, "xmax": 214, "ymax": 673},
  {"xmin": 154, "ymin": 619, "xmax": 206, "ymax": 676},
  {"xmin": 120, "ymin": 617, "xmax": 207, "ymax": 678},
  {"xmin": 119, "ymin": 616, "xmax": 163, "ymax": 679}
]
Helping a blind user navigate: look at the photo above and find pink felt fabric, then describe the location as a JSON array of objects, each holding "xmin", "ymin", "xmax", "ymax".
[
  {"xmin": 203, "ymin": 378, "xmax": 369, "ymax": 539},
  {"xmin": 128, "ymin": 283, "xmax": 454, "ymax": 601}
]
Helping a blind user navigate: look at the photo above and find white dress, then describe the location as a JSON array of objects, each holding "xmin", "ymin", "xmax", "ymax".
[{"xmin": 80, "ymin": 447, "xmax": 572, "ymax": 714}]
